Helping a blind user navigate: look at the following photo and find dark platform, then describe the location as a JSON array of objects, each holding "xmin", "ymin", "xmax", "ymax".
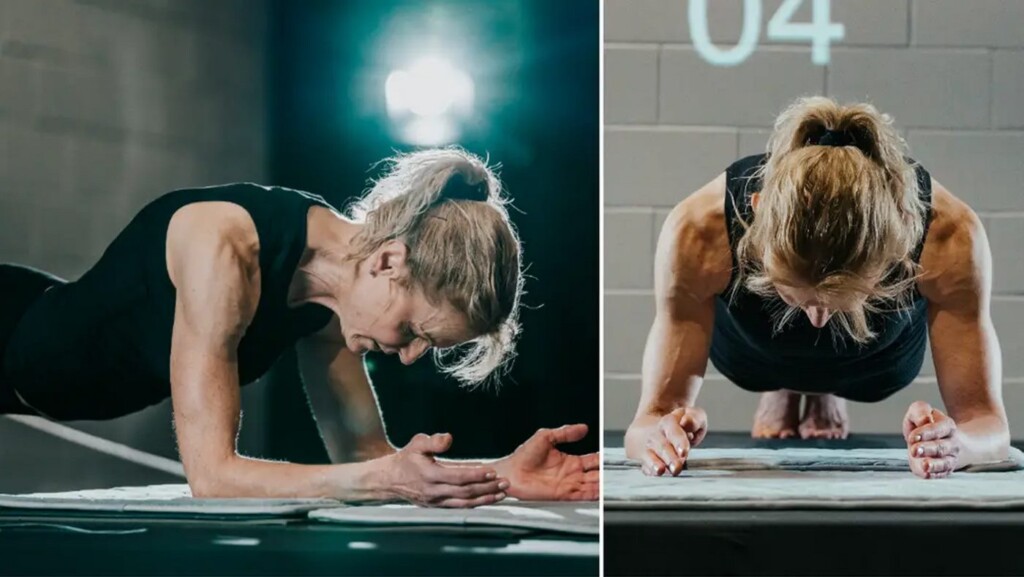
[{"xmin": 0, "ymin": 514, "xmax": 596, "ymax": 576}]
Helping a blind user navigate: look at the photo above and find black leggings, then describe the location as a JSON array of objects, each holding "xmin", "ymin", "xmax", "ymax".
[{"xmin": 0, "ymin": 264, "xmax": 65, "ymax": 415}]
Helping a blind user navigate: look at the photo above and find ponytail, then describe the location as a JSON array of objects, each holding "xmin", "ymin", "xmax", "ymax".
[{"xmin": 346, "ymin": 148, "xmax": 523, "ymax": 385}]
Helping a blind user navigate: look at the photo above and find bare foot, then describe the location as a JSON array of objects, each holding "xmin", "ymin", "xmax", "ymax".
[
  {"xmin": 752, "ymin": 390, "xmax": 801, "ymax": 439},
  {"xmin": 799, "ymin": 394, "xmax": 849, "ymax": 439}
]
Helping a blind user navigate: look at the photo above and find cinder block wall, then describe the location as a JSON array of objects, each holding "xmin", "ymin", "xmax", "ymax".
[
  {"xmin": 0, "ymin": 0, "xmax": 268, "ymax": 491},
  {"xmin": 605, "ymin": 0, "xmax": 1024, "ymax": 435}
]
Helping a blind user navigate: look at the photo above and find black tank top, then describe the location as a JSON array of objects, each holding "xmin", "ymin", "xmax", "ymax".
[
  {"xmin": 4, "ymin": 184, "xmax": 334, "ymax": 420},
  {"xmin": 708, "ymin": 154, "xmax": 933, "ymax": 401}
]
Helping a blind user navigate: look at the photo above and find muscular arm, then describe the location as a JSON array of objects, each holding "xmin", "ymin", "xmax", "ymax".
[
  {"xmin": 918, "ymin": 182, "xmax": 1010, "ymax": 467},
  {"xmin": 167, "ymin": 203, "xmax": 385, "ymax": 499},
  {"xmin": 297, "ymin": 323, "xmax": 394, "ymax": 464},
  {"xmin": 166, "ymin": 203, "xmax": 505, "ymax": 506},
  {"xmin": 624, "ymin": 175, "xmax": 732, "ymax": 461}
]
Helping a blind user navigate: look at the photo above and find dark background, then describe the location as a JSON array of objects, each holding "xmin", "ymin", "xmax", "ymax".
[{"xmin": 265, "ymin": 0, "xmax": 600, "ymax": 460}]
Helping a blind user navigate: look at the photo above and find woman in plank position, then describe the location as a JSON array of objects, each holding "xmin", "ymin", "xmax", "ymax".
[
  {"xmin": 1, "ymin": 148, "xmax": 598, "ymax": 505},
  {"xmin": 625, "ymin": 97, "xmax": 1009, "ymax": 479}
]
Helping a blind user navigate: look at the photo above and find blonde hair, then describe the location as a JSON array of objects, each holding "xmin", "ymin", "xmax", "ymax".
[
  {"xmin": 732, "ymin": 96, "xmax": 927, "ymax": 345},
  {"xmin": 346, "ymin": 147, "xmax": 523, "ymax": 385}
]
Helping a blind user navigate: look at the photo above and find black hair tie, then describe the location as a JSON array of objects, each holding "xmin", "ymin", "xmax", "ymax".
[
  {"xmin": 438, "ymin": 173, "xmax": 488, "ymax": 204},
  {"xmin": 812, "ymin": 128, "xmax": 856, "ymax": 148}
]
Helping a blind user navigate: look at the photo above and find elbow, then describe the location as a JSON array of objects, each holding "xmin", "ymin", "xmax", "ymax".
[
  {"xmin": 189, "ymin": 479, "xmax": 229, "ymax": 499},
  {"xmin": 188, "ymin": 475, "xmax": 230, "ymax": 499},
  {"xmin": 185, "ymin": 457, "xmax": 239, "ymax": 498}
]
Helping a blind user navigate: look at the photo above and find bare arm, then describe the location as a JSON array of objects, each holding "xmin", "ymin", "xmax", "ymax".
[
  {"xmin": 297, "ymin": 323, "xmax": 394, "ymax": 464},
  {"xmin": 166, "ymin": 202, "xmax": 504, "ymax": 505},
  {"xmin": 623, "ymin": 175, "xmax": 732, "ymax": 472},
  {"xmin": 915, "ymin": 182, "xmax": 1010, "ymax": 469}
]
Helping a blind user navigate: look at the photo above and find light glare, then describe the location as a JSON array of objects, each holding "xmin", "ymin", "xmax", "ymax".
[
  {"xmin": 401, "ymin": 116, "xmax": 458, "ymax": 146},
  {"xmin": 385, "ymin": 57, "xmax": 474, "ymax": 118}
]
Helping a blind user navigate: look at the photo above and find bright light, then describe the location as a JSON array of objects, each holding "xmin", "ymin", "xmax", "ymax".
[
  {"xmin": 400, "ymin": 116, "xmax": 458, "ymax": 146},
  {"xmin": 385, "ymin": 57, "xmax": 474, "ymax": 118}
]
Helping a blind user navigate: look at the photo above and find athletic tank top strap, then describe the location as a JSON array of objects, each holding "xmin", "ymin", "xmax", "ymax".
[
  {"xmin": 228, "ymin": 184, "xmax": 333, "ymax": 304},
  {"xmin": 136, "ymin": 183, "xmax": 335, "ymax": 378},
  {"xmin": 721, "ymin": 154, "xmax": 767, "ymax": 295},
  {"xmin": 139, "ymin": 183, "xmax": 332, "ymax": 301},
  {"xmin": 908, "ymin": 160, "xmax": 934, "ymax": 263}
]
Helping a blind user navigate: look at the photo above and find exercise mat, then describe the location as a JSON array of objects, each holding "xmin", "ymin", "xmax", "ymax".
[
  {"xmin": 604, "ymin": 447, "xmax": 1024, "ymax": 510},
  {"xmin": 0, "ymin": 484, "xmax": 340, "ymax": 517},
  {"xmin": 603, "ymin": 446, "xmax": 1024, "ymax": 472},
  {"xmin": 310, "ymin": 501, "xmax": 600, "ymax": 535}
]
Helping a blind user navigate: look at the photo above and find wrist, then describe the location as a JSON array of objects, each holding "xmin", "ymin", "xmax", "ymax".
[
  {"xmin": 332, "ymin": 455, "xmax": 395, "ymax": 501},
  {"xmin": 955, "ymin": 419, "xmax": 1010, "ymax": 465},
  {"xmin": 492, "ymin": 455, "xmax": 515, "ymax": 480}
]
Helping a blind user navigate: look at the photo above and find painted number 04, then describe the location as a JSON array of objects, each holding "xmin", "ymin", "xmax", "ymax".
[{"xmin": 689, "ymin": 0, "xmax": 845, "ymax": 66}]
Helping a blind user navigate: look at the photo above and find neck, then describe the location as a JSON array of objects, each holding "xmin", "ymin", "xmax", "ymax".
[{"xmin": 291, "ymin": 206, "xmax": 362, "ymax": 311}]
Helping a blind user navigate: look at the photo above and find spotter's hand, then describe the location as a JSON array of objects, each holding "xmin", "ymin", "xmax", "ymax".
[{"xmin": 903, "ymin": 401, "xmax": 961, "ymax": 479}]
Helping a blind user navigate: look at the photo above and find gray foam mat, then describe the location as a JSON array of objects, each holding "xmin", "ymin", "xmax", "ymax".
[
  {"xmin": 0, "ymin": 484, "xmax": 340, "ymax": 517},
  {"xmin": 603, "ymin": 446, "xmax": 1024, "ymax": 472},
  {"xmin": 604, "ymin": 447, "xmax": 1024, "ymax": 510},
  {"xmin": 310, "ymin": 501, "xmax": 599, "ymax": 535}
]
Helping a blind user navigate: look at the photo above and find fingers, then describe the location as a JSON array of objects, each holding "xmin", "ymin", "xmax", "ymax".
[
  {"xmin": 911, "ymin": 454, "xmax": 957, "ymax": 479},
  {"xmin": 545, "ymin": 424, "xmax": 589, "ymax": 445},
  {"xmin": 904, "ymin": 408, "xmax": 959, "ymax": 479},
  {"xmin": 435, "ymin": 493, "xmax": 507, "ymax": 508},
  {"xmin": 923, "ymin": 456, "xmax": 957, "ymax": 477},
  {"xmin": 427, "ymin": 464, "xmax": 497, "ymax": 485},
  {"xmin": 584, "ymin": 470, "xmax": 600, "ymax": 483},
  {"xmin": 642, "ymin": 449, "xmax": 667, "ymax": 476},
  {"xmin": 660, "ymin": 418, "xmax": 692, "ymax": 462},
  {"xmin": 564, "ymin": 484, "xmax": 600, "ymax": 501},
  {"xmin": 910, "ymin": 438, "xmax": 960, "ymax": 459},
  {"xmin": 909, "ymin": 413, "xmax": 955, "ymax": 444},
  {"xmin": 690, "ymin": 421, "xmax": 709, "ymax": 447},
  {"xmin": 673, "ymin": 406, "xmax": 708, "ymax": 447},
  {"xmin": 903, "ymin": 401, "xmax": 933, "ymax": 441},
  {"xmin": 647, "ymin": 430, "xmax": 686, "ymax": 475},
  {"xmin": 660, "ymin": 412, "xmax": 693, "ymax": 454},
  {"xmin": 407, "ymin": 432, "xmax": 454, "ymax": 455},
  {"xmin": 677, "ymin": 407, "xmax": 708, "ymax": 435},
  {"xmin": 638, "ymin": 408, "xmax": 708, "ymax": 476},
  {"xmin": 580, "ymin": 452, "xmax": 600, "ymax": 472},
  {"xmin": 434, "ymin": 479, "xmax": 510, "ymax": 500}
]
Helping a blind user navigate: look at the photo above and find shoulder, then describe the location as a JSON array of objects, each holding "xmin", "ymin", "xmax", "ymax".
[
  {"xmin": 725, "ymin": 154, "xmax": 767, "ymax": 189},
  {"xmin": 655, "ymin": 173, "xmax": 732, "ymax": 299},
  {"xmin": 166, "ymin": 201, "xmax": 261, "ymax": 287},
  {"xmin": 917, "ymin": 180, "xmax": 990, "ymax": 305}
]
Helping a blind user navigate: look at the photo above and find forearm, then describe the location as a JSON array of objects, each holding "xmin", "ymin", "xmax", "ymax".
[
  {"xmin": 626, "ymin": 315, "xmax": 709, "ymax": 458},
  {"xmin": 188, "ymin": 454, "xmax": 393, "ymax": 502},
  {"xmin": 956, "ymin": 415, "xmax": 1010, "ymax": 467},
  {"xmin": 626, "ymin": 373, "xmax": 704, "ymax": 459},
  {"xmin": 298, "ymin": 339, "xmax": 393, "ymax": 462}
]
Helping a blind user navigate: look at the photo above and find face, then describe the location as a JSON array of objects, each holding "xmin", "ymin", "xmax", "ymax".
[
  {"xmin": 338, "ymin": 241, "xmax": 476, "ymax": 365},
  {"xmin": 774, "ymin": 284, "xmax": 866, "ymax": 328},
  {"xmin": 753, "ymin": 193, "xmax": 863, "ymax": 329},
  {"xmin": 774, "ymin": 284, "xmax": 834, "ymax": 328}
]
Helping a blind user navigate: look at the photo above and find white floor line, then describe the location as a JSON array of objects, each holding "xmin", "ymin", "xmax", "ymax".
[{"xmin": 4, "ymin": 415, "xmax": 186, "ymax": 478}]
